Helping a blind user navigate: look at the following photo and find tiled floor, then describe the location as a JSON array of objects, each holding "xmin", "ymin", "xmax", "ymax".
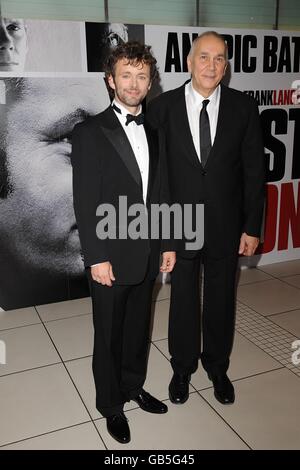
[{"xmin": 1, "ymin": 259, "xmax": 300, "ymax": 450}]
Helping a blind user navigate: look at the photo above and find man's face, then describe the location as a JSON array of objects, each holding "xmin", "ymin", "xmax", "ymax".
[
  {"xmin": 107, "ymin": 23, "xmax": 128, "ymax": 47},
  {"xmin": 0, "ymin": 78, "xmax": 109, "ymax": 275},
  {"xmin": 108, "ymin": 58, "xmax": 151, "ymax": 111},
  {"xmin": 187, "ymin": 35, "xmax": 227, "ymax": 97},
  {"xmin": 0, "ymin": 18, "xmax": 27, "ymax": 72}
]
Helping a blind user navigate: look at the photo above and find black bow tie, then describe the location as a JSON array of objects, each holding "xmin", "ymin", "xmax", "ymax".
[
  {"xmin": 125, "ymin": 113, "xmax": 144, "ymax": 126},
  {"xmin": 112, "ymin": 103, "xmax": 144, "ymax": 126}
]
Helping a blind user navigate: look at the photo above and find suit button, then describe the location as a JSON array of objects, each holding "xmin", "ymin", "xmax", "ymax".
[{"xmin": 202, "ymin": 170, "xmax": 207, "ymax": 176}]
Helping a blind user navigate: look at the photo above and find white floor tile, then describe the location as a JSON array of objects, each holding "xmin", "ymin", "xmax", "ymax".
[
  {"xmin": 237, "ymin": 279, "xmax": 300, "ymax": 316},
  {"xmin": 0, "ymin": 324, "xmax": 61, "ymax": 376},
  {"xmin": 258, "ymin": 260, "xmax": 300, "ymax": 278},
  {"xmin": 229, "ymin": 332, "xmax": 282, "ymax": 378},
  {"xmin": 65, "ymin": 356, "xmax": 100, "ymax": 420},
  {"xmin": 270, "ymin": 309, "xmax": 300, "ymax": 337},
  {"xmin": 0, "ymin": 307, "xmax": 40, "ymax": 331},
  {"xmin": 199, "ymin": 368, "xmax": 300, "ymax": 449},
  {"xmin": 151, "ymin": 299, "xmax": 169, "ymax": 341},
  {"xmin": 283, "ymin": 275, "xmax": 300, "ymax": 289},
  {"xmin": 36, "ymin": 297, "xmax": 92, "ymax": 322},
  {"xmin": 1, "ymin": 422, "xmax": 105, "ymax": 450},
  {"xmin": 44, "ymin": 314, "xmax": 93, "ymax": 361},
  {"xmin": 237, "ymin": 267, "xmax": 272, "ymax": 285},
  {"xmin": 0, "ymin": 364, "xmax": 90, "ymax": 446},
  {"xmin": 95, "ymin": 393, "xmax": 248, "ymax": 450},
  {"xmin": 142, "ymin": 344, "xmax": 173, "ymax": 402},
  {"xmin": 153, "ymin": 338, "xmax": 170, "ymax": 358},
  {"xmin": 152, "ymin": 283, "xmax": 171, "ymax": 302}
]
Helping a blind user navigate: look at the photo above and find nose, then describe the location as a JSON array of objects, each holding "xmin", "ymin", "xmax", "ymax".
[
  {"xmin": 208, "ymin": 57, "xmax": 216, "ymax": 70},
  {"xmin": 130, "ymin": 77, "xmax": 138, "ymax": 88},
  {"xmin": 0, "ymin": 28, "xmax": 14, "ymax": 50}
]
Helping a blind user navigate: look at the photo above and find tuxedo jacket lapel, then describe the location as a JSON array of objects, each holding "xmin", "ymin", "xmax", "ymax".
[
  {"xmin": 204, "ymin": 84, "xmax": 232, "ymax": 170},
  {"xmin": 99, "ymin": 107, "xmax": 143, "ymax": 191},
  {"xmin": 144, "ymin": 121, "xmax": 159, "ymax": 202}
]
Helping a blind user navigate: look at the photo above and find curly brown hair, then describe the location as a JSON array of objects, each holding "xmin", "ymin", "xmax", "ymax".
[{"xmin": 104, "ymin": 41, "xmax": 158, "ymax": 82}]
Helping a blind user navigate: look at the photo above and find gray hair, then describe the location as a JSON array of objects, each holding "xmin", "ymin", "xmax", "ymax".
[{"xmin": 188, "ymin": 31, "xmax": 228, "ymax": 62}]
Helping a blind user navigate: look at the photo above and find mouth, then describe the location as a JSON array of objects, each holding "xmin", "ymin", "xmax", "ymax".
[
  {"xmin": 0, "ymin": 62, "xmax": 19, "ymax": 66},
  {"xmin": 127, "ymin": 90, "xmax": 140, "ymax": 95}
]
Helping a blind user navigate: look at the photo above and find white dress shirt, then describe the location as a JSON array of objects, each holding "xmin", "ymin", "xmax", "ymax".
[
  {"xmin": 185, "ymin": 82, "xmax": 221, "ymax": 162},
  {"xmin": 112, "ymin": 100, "xmax": 149, "ymax": 205}
]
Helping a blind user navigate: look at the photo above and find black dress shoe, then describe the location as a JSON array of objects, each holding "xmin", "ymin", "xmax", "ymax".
[
  {"xmin": 208, "ymin": 373, "xmax": 235, "ymax": 404},
  {"xmin": 169, "ymin": 373, "xmax": 190, "ymax": 404},
  {"xmin": 132, "ymin": 390, "xmax": 168, "ymax": 413},
  {"xmin": 106, "ymin": 412, "xmax": 130, "ymax": 443}
]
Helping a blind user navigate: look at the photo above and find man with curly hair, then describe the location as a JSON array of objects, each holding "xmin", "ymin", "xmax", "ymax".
[{"xmin": 72, "ymin": 42, "xmax": 176, "ymax": 444}]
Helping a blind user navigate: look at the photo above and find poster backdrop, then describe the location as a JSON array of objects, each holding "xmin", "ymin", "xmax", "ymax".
[{"xmin": 0, "ymin": 18, "xmax": 299, "ymax": 310}]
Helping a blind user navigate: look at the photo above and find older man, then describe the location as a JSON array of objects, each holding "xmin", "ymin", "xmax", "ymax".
[{"xmin": 147, "ymin": 31, "xmax": 265, "ymax": 406}]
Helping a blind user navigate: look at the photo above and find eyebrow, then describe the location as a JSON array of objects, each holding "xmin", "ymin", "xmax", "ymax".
[
  {"xmin": 199, "ymin": 52, "xmax": 225, "ymax": 56},
  {"xmin": 44, "ymin": 108, "xmax": 90, "ymax": 136},
  {"xmin": 5, "ymin": 19, "xmax": 24, "ymax": 24}
]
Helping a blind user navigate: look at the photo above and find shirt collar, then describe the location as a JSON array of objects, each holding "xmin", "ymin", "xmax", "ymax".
[
  {"xmin": 112, "ymin": 99, "xmax": 142, "ymax": 118},
  {"xmin": 186, "ymin": 81, "xmax": 220, "ymax": 108}
]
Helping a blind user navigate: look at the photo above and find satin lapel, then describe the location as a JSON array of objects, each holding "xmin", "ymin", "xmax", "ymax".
[
  {"xmin": 99, "ymin": 108, "xmax": 142, "ymax": 191},
  {"xmin": 175, "ymin": 86, "xmax": 202, "ymax": 169},
  {"xmin": 144, "ymin": 121, "xmax": 158, "ymax": 202},
  {"xmin": 204, "ymin": 84, "xmax": 231, "ymax": 169}
]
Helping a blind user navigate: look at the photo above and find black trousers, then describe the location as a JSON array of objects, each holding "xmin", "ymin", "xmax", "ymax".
[
  {"xmin": 168, "ymin": 251, "xmax": 238, "ymax": 376},
  {"xmin": 89, "ymin": 269, "xmax": 154, "ymax": 417}
]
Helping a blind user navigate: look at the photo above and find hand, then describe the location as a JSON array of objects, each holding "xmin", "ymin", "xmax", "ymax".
[
  {"xmin": 91, "ymin": 262, "xmax": 115, "ymax": 287},
  {"xmin": 160, "ymin": 251, "xmax": 176, "ymax": 273},
  {"xmin": 238, "ymin": 232, "xmax": 259, "ymax": 257}
]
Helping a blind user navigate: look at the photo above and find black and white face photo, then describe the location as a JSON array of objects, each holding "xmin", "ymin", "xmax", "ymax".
[
  {"xmin": 0, "ymin": 77, "xmax": 110, "ymax": 309},
  {"xmin": 85, "ymin": 22, "xmax": 145, "ymax": 72},
  {"xmin": 0, "ymin": 17, "xmax": 28, "ymax": 72}
]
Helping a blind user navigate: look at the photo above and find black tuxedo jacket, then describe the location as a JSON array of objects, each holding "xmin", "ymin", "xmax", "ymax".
[
  {"xmin": 71, "ymin": 106, "xmax": 170, "ymax": 285},
  {"xmin": 147, "ymin": 82, "xmax": 265, "ymax": 258}
]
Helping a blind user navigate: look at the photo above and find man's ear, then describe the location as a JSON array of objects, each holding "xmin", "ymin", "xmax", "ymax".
[
  {"xmin": 223, "ymin": 62, "xmax": 228, "ymax": 76},
  {"xmin": 187, "ymin": 55, "xmax": 192, "ymax": 74},
  {"xmin": 107, "ymin": 74, "xmax": 116, "ymax": 90},
  {"xmin": 148, "ymin": 80, "xmax": 152, "ymax": 90}
]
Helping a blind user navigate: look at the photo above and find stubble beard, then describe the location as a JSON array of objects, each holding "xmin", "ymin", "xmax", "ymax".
[{"xmin": 116, "ymin": 89, "xmax": 143, "ymax": 109}]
